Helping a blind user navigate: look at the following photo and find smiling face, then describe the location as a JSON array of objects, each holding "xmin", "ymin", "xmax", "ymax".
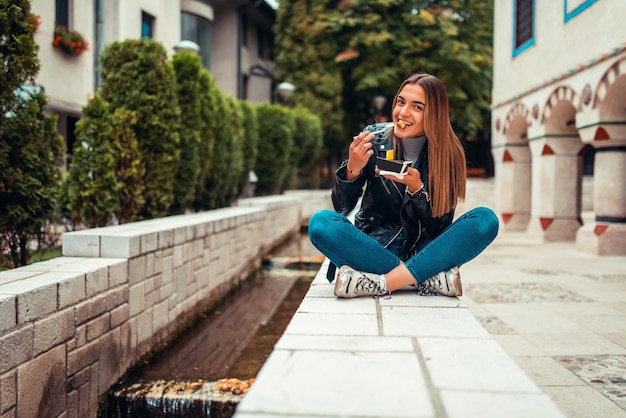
[{"xmin": 392, "ymin": 83, "xmax": 426, "ymax": 138}]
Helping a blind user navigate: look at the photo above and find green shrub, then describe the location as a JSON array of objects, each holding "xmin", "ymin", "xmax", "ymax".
[
  {"xmin": 193, "ymin": 69, "xmax": 220, "ymax": 211},
  {"xmin": 254, "ymin": 104, "xmax": 294, "ymax": 195},
  {"xmin": 292, "ymin": 107, "xmax": 323, "ymax": 189},
  {"xmin": 63, "ymin": 95, "xmax": 119, "ymax": 227},
  {"xmin": 208, "ymin": 93, "xmax": 235, "ymax": 208},
  {"xmin": 171, "ymin": 51, "xmax": 203, "ymax": 214},
  {"xmin": 99, "ymin": 38, "xmax": 181, "ymax": 219},
  {"xmin": 224, "ymin": 96, "xmax": 245, "ymax": 202},
  {"xmin": 0, "ymin": 91, "xmax": 64, "ymax": 267},
  {"xmin": 110, "ymin": 107, "xmax": 143, "ymax": 223},
  {"xmin": 239, "ymin": 101, "xmax": 259, "ymax": 196},
  {"xmin": 0, "ymin": 0, "xmax": 40, "ymax": 116}
]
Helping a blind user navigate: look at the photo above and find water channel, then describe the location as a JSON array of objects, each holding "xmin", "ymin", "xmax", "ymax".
[{"xmin": 100, "ymin": 231, "xmax": 324, "ymax": 418}]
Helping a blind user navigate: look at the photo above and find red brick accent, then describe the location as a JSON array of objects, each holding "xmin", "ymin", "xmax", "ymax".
[
  {"xmin": 594, "ymin": 224, "xmax": 609, "ymax": 235},
  {"xmin": 540, "ymin": 218, "xmax": 553, "ymax": 230},
  {"xmin": 542, "ymin": 145, "xmax": 555, "ymax": 155},
  {"xmin": 594, "ymin": 127, "xmax": 609, "ymax": 140}
]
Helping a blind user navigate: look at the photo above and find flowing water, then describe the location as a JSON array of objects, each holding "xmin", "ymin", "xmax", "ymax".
[{"xmin": 100, "ymin": 232, "xmax": 323, "ymax": 418}]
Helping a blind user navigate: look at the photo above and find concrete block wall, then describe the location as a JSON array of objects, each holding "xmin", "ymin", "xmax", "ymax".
[{"xmin": 0, "ymin": 194, "xmax": 325, "ymax": 418}]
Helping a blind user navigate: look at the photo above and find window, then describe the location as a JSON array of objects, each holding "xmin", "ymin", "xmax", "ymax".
[
  {"xmin": 181, "ymin": 12, "xmax": 212, "ymax": 69},
  {"xmin": 512, "ymin": 0, "xmax": 535, "ymax": 57},
  {"xmin": 55, "ymin": 0, "xmax": 69, "ymax": 27},
  {"xmin": 141, "ymin": 11, "xmax": 155, "ymax": 39},
  {"xmin": 564, "ymin": 0, "xmax": 598, "ymax": 23}
]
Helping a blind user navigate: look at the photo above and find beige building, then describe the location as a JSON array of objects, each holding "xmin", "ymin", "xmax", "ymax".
[
  {"xmin": 491, "ymin": 0, "xmax": 626, "ymax": 255},
  {"xmin": 30, "ymin": 0, "xmax": 278, "ymax": 166}
]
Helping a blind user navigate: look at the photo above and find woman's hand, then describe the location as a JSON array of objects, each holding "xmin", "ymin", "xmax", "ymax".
[
  {"xmin": 346, "ymin": 131, "xmax": 374, "ymax": 179},
  {"xmin": 380, "ymin": 166, "xmax": 423, "ymax": 193}
]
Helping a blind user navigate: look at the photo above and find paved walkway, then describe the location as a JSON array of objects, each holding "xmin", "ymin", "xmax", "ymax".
[
  {"xmin": 456, "ymin": 181, "xmax": 626, "ymax": 418},
  {"xmin": 235, "ymin": 178, "xmax": 626, "ymax": 418}
]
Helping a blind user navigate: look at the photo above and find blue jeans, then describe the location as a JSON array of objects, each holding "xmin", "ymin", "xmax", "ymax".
[{"xmin": 308, "ymin": 206, "xmax": 499, "ymax": 283}]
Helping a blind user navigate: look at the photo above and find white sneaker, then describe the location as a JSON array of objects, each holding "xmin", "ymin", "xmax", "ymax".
[
  {"xmin": 420, "ymin": 267, "xmax": 462, "ymax": 297},
  {"xmin": 334, "ymin": 266, "xmax": 388, "ymax": 298}
]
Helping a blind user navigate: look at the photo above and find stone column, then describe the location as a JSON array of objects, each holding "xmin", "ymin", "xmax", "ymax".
[
  {"xmin": 576, "ymin": 119, "xmax": 626, "ymax": 254},
  {"xmin": 526, "ymin": 135, "xmax": 585, "ymax": 241},
  {"xmin": 493, "ymin": 145, "xmax": 532, "ymax": 231}
]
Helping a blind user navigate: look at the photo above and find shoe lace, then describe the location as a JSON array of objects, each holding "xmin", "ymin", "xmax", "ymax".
[
  {"xmin": 355, "ymin": 275, "xmax": 386, "ymax": 297},
  {"xmin": 415, "ymin": 281, "xmax": 434, "ymax": 296}
]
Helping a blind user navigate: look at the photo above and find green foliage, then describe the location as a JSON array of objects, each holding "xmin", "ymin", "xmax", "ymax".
[
  {"xmin": 254, "ymin": 104, "xmax": 294, "ymax": 195},
  {"xmin": 274, "ymin": 0, "xmax": 346, "ymax": 159},
  {"xmin": 110, "ymin": 107, "xmax": 143, "ymax": 223},
  {"xmin": 0, "ymin": 0, "xmax": 40, "ymax": 116},
  {"xmin": 291, "ymin": 107, "xmax": 323, "ymax": 188},
  {"xmin": 275, "ymin": 0, "xmax": 494, "ymax": 153},
  {"xmin": 238, "ymin": 101, "xmax": 259, "ymax": 197},
  {"xmin": 63, "ymin": 95, "xmax": 119, "ymax": 228},
  {"xmin": 193, "ymin": 69, "xmax": 220, "ymax": 211},
  {"xmin": 99, "ymin": 38, "xmax": 181, "ymax": 219},
  {"xmin": 171, "ymin": 52, "xmax": 203, "ymax": 214},
  {"xmin": 322, "ymin": 0, "xmax": 494, "ymax": 136},
  {"xmin": 224, "ymin": 96, "xmax": 245, "ymax": 202},
  {"xmin": 201, "ymin": 92, "xmax": 230, "ymax": 209},
  {"xmin": 0, "ymin": 91, "xmax": 64, "ymax": 267}
]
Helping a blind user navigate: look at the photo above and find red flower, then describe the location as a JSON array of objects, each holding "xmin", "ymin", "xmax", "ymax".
[{"xmin": 52, "ymin": 26, "xmax": 89, "ymax": 56}]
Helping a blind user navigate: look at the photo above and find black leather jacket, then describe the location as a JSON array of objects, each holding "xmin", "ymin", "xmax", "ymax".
[{"xmin": 332, "ymin": 126, "xmax": 455, "ymax": 259}]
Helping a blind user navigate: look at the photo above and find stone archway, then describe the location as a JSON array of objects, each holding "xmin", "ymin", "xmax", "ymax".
[
  {"xmin": 526, "ymin": 86, "xmax": 585, "ymax": 241},
  {"xmin": 494, "ymin": 103, "xmax": 532, "ymax": 231},
  {"xmin": 576, "ymin": 57, "xmax": 626, "ymax": 255}
]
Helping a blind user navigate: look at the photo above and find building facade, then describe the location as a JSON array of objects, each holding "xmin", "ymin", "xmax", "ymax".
[
  {"xmin": 30, "ymin": 0, "xmax": 277, "ymax": 167},
  {"xmin": 491, "ymin": 0, "xmax": 626, "ymax": 255}
]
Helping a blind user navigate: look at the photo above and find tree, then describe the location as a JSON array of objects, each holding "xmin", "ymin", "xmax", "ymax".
[
  {"xmin": 63, "ymin": 95, "xmax": 119, "ymax": 228},
  {"xmin": 274, "ymin": 0, "xmax": 494, "ymax": 157},
  {"xmin": 0, "ymin": 0, "xmax": 40, "ymax": 116},
  {"xmin": 325, "ymin": 0, "xmax": 494, "ymax": 135},
  {"xmin": 99, "ymin": 39, "xmax": 181, "ymax": 219},
  {"xmin": 0, "ymin": 91, "xmax": 64, "ymax": 267},
  {"xmin": 171, "ymin": 51, "xmax": 203, "ymax": 214},
  {"xmin": 274, "ymin": 0, "xmax": 346, "ymax": 163},
  {"xmin": 0, "ymin": 1, "xmax": 63, "ymax": 268}
]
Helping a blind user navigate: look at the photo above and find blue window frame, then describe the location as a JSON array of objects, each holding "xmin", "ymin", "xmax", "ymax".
[
  {"xmin": 564, "ymin": 0, "xmax": 598, "ymax": 23},
  {"xmin": 141, "ymin": 11, "xmax": 154, "ymax": 39},
  {"xmin": 512, "ymin": 0, "xmax": 535, "ymax": 58}
]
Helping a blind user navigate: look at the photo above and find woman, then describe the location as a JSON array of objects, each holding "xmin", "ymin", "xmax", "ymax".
[{"xmin": 308, "ymin": 73, "xmax": 499, "ymax": 298}]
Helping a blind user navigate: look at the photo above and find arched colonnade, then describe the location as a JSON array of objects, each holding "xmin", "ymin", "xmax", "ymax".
[{"xmin": 492, "ymin": 52, "xmax": 626, "ymax": 255}]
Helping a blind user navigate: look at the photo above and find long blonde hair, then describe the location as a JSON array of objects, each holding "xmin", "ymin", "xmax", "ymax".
[{"xmin": 392, "ymin": 73, "xmax": 466, "ymax": 217}]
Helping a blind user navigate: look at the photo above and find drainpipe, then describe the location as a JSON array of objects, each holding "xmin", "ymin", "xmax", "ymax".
[{"xmin": 94, "ymin": 0, "xmax": 104, "ymax": 89}]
